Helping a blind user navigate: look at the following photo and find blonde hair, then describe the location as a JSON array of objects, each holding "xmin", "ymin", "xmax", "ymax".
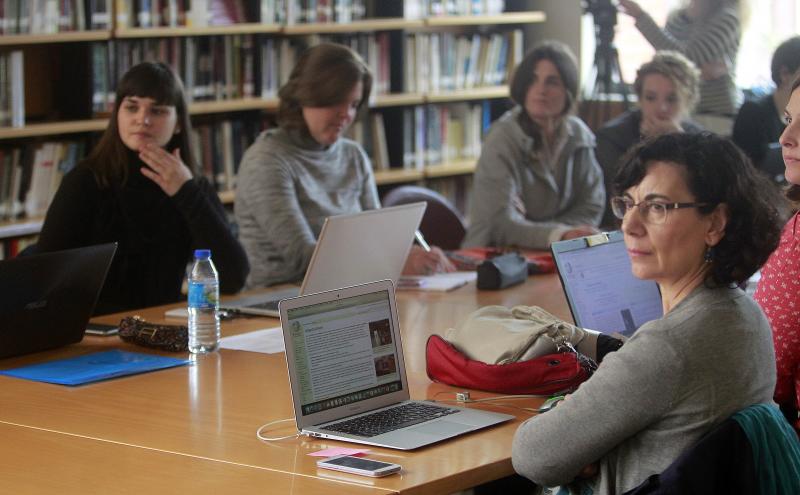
[{"xmin": 634, "ymin": 51, "xmax": 701, "ymax": 114}]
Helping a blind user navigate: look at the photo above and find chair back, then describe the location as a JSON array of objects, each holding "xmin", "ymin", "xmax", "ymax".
[{"xmin": 381, "ymin": 185, "xmax": 466, "ymax": 250}]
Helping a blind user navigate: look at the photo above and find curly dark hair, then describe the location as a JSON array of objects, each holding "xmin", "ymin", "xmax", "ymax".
[{"xmin": 613, "ymin": 132, "xmax": 784, "ymax": 286}]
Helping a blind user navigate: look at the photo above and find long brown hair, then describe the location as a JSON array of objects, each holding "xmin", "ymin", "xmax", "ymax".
[
  {"xmin": 86, "ymin": 61, "xmax": 197, "ymax": 187},
  {"xmin": 277, "ymin": 43, "xmax": 372, "ymax": 133}
]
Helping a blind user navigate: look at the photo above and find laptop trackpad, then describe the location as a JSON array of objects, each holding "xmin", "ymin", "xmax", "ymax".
[{"xmin": 410, "ymin": 420, "xmax": 473, "ymax": 436}]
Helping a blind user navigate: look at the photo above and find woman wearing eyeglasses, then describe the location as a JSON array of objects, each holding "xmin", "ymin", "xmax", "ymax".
[
  {"xmin": 512, "ymin": 132, "xmax": 783, "ymax": 494},
  {"xmin": 754, "ymin": 76, "xmax": 800, "ymax": 435}
]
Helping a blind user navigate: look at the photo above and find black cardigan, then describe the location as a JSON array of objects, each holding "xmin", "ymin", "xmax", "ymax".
[{"xmin": 37, "ymin": 158, "xmax": 249, "ymax": 315}]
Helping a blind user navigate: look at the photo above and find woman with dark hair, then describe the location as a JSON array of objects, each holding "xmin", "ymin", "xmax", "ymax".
[
  {"xmin": 732, "ymin": 36, "xmax": 800, "ymax": 175},
  {"xmin": 463, "ymin": 40, "xmax": 605, "ymax": 250},
  {"xmin": 235, "ymin": 43, "xmax": 452, "ymax": 288},
  {"xmin": 755, "ymin": 76, "xmax": 800, "ymax": 435},
  {"xmin": 37, "ymin": 61, "xmax": 249, "ymax": 315},
  {"xmin": 513, "ymin": 132, "xmax": 782, "ymax": 494},
  {"xmin": 596, "ymin": 51, "xmax": 703, "ymax": 228}
]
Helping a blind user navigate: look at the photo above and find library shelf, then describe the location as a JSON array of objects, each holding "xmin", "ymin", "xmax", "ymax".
[
  {"xmin": 424, "ymin": 159, "xmax": 477, "ymax": 178},
  {"xmin": 217, "ymin": 190, "xmax": 235, "ymax": 205},
  {"xmin": 114, "ymin": 23, "xmax": 282, "ymax": 38},
  {"xmin": 188, "ymin": 98, "xmax": 280, "ymax": 114},
  {"xmin": 283, "ymin": 18, "xmax": 423, "ymax": 35},
  {"xmin": 374, "ymin": 168, "xmax": 425, "ymax": 185},
  {"xmin": 426, "ymin": 86, "xmax": 509, "ymax": 103},
  {"xmin": 0, "ymin": 119, "xmax": 109, "ymax": 139},
  {"xmin": 371, "ymin": 93, "xmax": 426, "ymax": 108},
  {"xmin": 0, "ymin": 30, "xmax": 112, "ymax": 46},
  {"xmin": 424, "ymin": 11, "xmax": 546, "ymax": 27},
  {"xmin": 0, "ymin": 218, "xmax": 44, "ymax": 240}
]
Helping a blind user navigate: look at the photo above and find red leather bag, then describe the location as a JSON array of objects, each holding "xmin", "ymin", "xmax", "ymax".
[{"xmin": 425, "ymin": 334, "xmax": 591, "ymax": 395}]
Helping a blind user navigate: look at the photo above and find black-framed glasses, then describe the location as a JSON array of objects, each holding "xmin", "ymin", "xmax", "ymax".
[{"xmin": 610, "ymin": 196, "xmax": 710, "ymax": 225}]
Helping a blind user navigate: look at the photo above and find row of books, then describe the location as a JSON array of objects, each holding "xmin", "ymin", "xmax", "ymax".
[
  {"xmin": 0, "ymin": 140, "xmax": 86, "ymax": 221},
  {"xmin": 0, "ymin": 51, "xmax": 24, "ymax": 128},
  {"xmin": 189, "ymin": 116, "xmax": 267, "ymax": 192},
  {"xmin": 426, "ymin": 173, "xmax": 472, "ymax": 217},
  {"xmin": 0, "ymin": 235, "xmax": 36, "ymax": 259},
  {"xmin": 0, "ymin": 0, "xmax": 111, "ymax": 34},
  {"xmin": 114, "ymin": 0, "xmax": 367, "ymax": 28},
  {"xmin": 404, "ymin": 30, "xmax": 522, "ymax": 94},
  {"xmin": 404, "ymin": 0, "xmax": 506, "ymax": 19}
]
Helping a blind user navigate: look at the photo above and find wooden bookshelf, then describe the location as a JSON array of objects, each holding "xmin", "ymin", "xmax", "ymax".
[
  {"xmin": 188, "ymin": 98, "xmax": 280, "ymax": 114},
  {"xmin": 0, "ymin": 218, "xmax": 44, "ymax": 240},
  {"xmin": 372, "ymin": 93, "xmax": 426, "ymax": 108},
  {"xmin": 426, "ymin": 86, "xmax": 509, "ymax": 103},
  {"xmin": 0, "ymin": 119, "xmax": 109, "ymax": 139},
  {"xmin": 115, "ymin": 23, "xmax": 282, "ymax": 38},
  {"xmin": 424, "ymin": 12, "xmax": 546, "ymax": 27},
  {"xmin": 424, "ymin": 160, "xmax": 477, "ymax": 178},
  {"xmin": 374, "ymin": 168, "xmax": 425, "ymax": 185},
  {"xmin": 283, "ymin": 18, "xmax": 423, "ymax": 35},
  {"xmin": 0, "ymin": 31, "xmax": 112, "ymax": 46}
]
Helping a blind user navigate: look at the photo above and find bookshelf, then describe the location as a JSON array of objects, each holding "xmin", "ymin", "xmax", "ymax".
[{"xmin": 0, "ymin": 1, "xmax": 546, "ymax": 253}]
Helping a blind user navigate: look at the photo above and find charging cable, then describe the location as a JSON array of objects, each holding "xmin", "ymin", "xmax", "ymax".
[{"xmin": 256, "ymin": 418, "xmax": 300, "ymax": 442}]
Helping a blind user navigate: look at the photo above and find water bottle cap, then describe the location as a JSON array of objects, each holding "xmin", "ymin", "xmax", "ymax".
[{"xmin": 194, "ymin": 249, "xmax": 211, "ymax": 259}]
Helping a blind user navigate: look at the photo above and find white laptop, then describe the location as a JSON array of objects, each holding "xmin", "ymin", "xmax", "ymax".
[
  {"xmin": 278, "ymin": 279, "xmax": 513, "ymax": 450},
  {"xmin": 225, "ymin": 203, "xmax": 426, "ymax": 317},
  {"xmin": 550, "ymin": 231, "xmax": 663, "ymax": 337}
]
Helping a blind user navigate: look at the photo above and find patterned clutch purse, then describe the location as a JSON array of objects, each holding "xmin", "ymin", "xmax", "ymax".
[{"xmin": 118, "ymin": 316, "xmax": 188, "ymax": 352}]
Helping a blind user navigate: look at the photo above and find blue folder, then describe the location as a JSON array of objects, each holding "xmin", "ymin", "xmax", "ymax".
[{"xmin": 0, "ymin": 350, "xmax": 191, "ymax": 386}]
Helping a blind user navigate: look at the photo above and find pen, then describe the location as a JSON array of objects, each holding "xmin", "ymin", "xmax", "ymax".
[{"xmin": 415, "ymin": 230, "xmax": 432, "ymax": 252}]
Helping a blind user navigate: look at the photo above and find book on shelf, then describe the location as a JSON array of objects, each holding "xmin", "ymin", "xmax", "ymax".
[
  {"xmin": 0, "ymin": 51, "xmax": 25, "ymax": 128},
  {"xmin": 405, "ymin": 0, "xmax": 506, "ymax": 18},
  {"xmin": 0, "ymin": 0, "xmax": 103, "ymax": 34},
  {"xmin": 283, "ymin": 0, "xmax": 365, "ymax": 25},
  {"xmin": 190, "ymin": 116, "xmax": 265, "ymax": 193}
]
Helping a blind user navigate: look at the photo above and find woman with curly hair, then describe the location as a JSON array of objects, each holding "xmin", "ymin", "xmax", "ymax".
[{"xmin": 513, "ymin": 132, "xmax": 783, "ymax": 494}]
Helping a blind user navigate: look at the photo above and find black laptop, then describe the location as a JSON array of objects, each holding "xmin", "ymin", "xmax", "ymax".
[{"xmin": 0, "ymin": 243, "xmax": 116, "ymax": 359}]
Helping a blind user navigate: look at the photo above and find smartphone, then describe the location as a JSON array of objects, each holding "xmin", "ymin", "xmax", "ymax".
[
  {"xmin": 316, "ymin": 455, "xmax": 401, "ymax": 477},
  {"xmin": 85, "ymin": 323, "xmax": 119, "ymax": 336}
]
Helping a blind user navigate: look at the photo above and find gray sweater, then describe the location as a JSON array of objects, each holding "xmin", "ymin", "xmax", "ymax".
[
  {"xmin": 512, "ymin": 284, "xmax": 776, "ymax": 494},
  {"xmin": 463, "ymin": 108, "xmax": 605, "ymax": 249},
  {"xmin": 235, "ymin": 127, "xmax": 379, "ymax": 288}
]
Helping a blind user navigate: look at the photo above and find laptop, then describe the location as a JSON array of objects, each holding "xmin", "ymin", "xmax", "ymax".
[
  {"xmin": 551, "ymin": 231, "xmax": 662, "ymax": 336},
  {"xmin": 225, "ymin": 203, "xmax": 426, "ymax": 317},
  {"xmin": 278, "ymin": 279, "xmax": 513, "ymax": 450},
  {"xmin": 0, "ymin": 243, "xmax": 116, "ymax": 359}
]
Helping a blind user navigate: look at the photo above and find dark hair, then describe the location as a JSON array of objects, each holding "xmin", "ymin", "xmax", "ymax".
[
  {"xmin": 510, "ymin": 40, "xmax": 579, "ymax": 116},
  {"xmin": 86, "ymin": 62, "xmax": 196, "ymax": 187},
  {"xmin": 278, "ymin": 43, "xmax": 372, "ymax": 132},
  {"xmin": 614, "ymin": 132, "xmax": 783, "ymax": 286},
  {"xmin": 771, "ymin": 36, "xmax": 800, "ymax": 86},
  {"xmin": 786, "ymin": 76, "xmax": 800, "ymax": 202}
]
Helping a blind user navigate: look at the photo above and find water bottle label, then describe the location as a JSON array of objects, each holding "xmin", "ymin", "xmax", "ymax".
[{"xmin": 188, "ymin": 281, "xmax": 219, "ymax": 309}]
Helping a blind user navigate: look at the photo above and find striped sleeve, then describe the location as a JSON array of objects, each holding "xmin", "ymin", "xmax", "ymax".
[{"xmin": 635, "ymin": 7, "xmax": 740, "ymax": 66}]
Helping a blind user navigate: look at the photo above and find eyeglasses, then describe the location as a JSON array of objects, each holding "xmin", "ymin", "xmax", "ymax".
[{"xmin": 610, "ymin": 196, "xmax": 710, "ymax": 225}]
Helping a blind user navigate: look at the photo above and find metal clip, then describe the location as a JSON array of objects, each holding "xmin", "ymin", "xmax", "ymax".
[{"xmin": 139, "ymin": 326, "xmax": 158, "ymax": 338}]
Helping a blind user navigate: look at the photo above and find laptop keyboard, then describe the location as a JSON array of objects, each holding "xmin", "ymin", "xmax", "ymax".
[
  {"xmin": 245, "ymin": 299, "xmax": 280, "ymax": 311},
  {"xmin": 322, "ymin": 402, "xmax": 458, "ymax": 438}
]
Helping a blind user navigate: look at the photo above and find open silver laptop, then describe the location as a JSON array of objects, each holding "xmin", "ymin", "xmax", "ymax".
[
  {"xmin": 551, "ymin": 231, "xmax": 662, "ymax": 336},
  {"xmin": 278, "ymin": 279, "xmax": 513, "ymax": 450},
  {"xmin": 224, "ymin": 203, "xmax": 426, "ymax": 317}
]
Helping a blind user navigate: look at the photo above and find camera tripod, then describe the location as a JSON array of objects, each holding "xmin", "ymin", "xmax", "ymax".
[{"xmin": 582, "ymin": 13, "xmax": 630, "ymax": 128}]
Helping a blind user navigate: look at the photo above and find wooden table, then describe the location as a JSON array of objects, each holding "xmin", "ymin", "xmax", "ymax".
[{"xmin": 0, "ymin": 275, "xmax": 569, "ymax": 494}]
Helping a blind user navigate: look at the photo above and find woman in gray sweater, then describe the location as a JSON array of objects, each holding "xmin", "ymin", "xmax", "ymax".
[
  {"xmin": 512, "ymin": 132, "xmax": 783, "ymax": 494},
  {"xmin": 236, "ymin": 43, "xmax": 452, "ymax": 288},
  {"xmin": 463, "ymin": 41, "xmax": 605, "ymax": 250}
]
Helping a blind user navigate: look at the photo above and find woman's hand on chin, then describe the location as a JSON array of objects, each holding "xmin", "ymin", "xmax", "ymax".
[{"xmin": 138, "ymin": 143, "xmax": 193, "ymax": 196}]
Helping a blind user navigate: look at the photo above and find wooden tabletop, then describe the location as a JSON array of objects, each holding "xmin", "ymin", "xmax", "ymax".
[{"xmin": 0, "ymin": 274, "xmax": 570, "ymax": 494}]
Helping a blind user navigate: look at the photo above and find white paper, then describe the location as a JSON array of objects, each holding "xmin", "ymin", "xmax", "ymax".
[
  {"xmin": 219, "ymin": 327, "xmax": 285, "ymax": 354},
  {"xmin": 397, "ymin": 271, "xmax": 477, "ymax": 292}
]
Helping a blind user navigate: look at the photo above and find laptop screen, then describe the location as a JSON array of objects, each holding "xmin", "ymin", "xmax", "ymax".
[
  {"xmin": 284, "ymin": 289, "xmax": 403, "ymax": 417},
  {"xmin": 552, "ymin": 232, "xmax": 662, "ymax": 336}
]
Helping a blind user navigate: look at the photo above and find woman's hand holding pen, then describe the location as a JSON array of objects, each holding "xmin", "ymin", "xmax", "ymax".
[
  {"xmin": 403, "ymin": 246, "xmax": 457, "ymax": 276},
  {"xmin": 138, "ymin": 143, "xmax": 193, "ymax": 197}
]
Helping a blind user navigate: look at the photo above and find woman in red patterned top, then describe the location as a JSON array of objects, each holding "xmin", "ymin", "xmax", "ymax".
[{"xmin": 754, "ymin": 76, "xmax": 800, "ymax": 435}]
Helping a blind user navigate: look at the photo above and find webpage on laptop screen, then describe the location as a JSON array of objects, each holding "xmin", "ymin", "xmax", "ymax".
[
  {"xmin": 559, "ymin": 242, "xmax": 662, "ymax": 336},
  {"xmin": 286, "ymin": 291, "xmax": 403, "ymax": 416}
]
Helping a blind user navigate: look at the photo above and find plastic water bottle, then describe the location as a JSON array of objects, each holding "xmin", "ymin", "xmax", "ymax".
[{"xmin": 188, "ymin": 249, "xmax": 220, "ymax": 353}]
